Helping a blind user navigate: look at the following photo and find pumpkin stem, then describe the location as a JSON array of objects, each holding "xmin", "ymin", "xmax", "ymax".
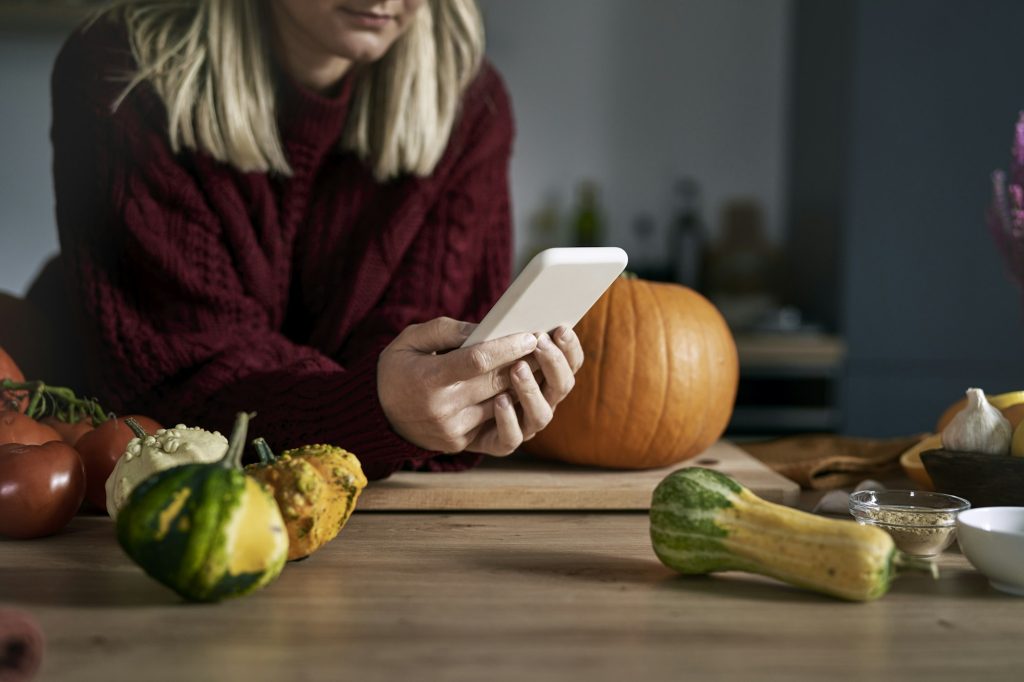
[
  {"xmin": 251, "ymin": 437, "xmax": 277, "ymax": 464},
  {"xmin": 222, "ymin": 412, "xmax": 255, "ymax": 469},
  {"xmin": 124, "ymin": 417, "xmax": 149, "ymax": 439}
]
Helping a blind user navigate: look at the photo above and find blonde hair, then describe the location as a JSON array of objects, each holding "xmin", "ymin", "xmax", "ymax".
[{"xmin": 112, "ymin": 0, "xmax": 484, "ymax": 180}]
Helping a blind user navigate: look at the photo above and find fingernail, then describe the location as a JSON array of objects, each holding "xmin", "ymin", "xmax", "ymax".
[
  {"xmin": 496, "ymin": 393, "xmax": 511, "ymax": 409},
  {"xmin": 519, "ymin": 334, "xmax": 538, "ymax": 353},
  {"xmin": 515, "ymin": 363, "xmax": 530, "ymax": 380},
  {"xmin": 556, "ymin": 326, "xmax": 572, "ymax": 343},
  {"xmin": 537, "ymin": 333, "xmax": 553, "ymax": 350}
]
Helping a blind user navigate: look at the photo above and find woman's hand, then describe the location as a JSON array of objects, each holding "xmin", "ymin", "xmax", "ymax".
[{"xmin": 378, "ymin": 317, "xmax": 584, "ymax": 456}]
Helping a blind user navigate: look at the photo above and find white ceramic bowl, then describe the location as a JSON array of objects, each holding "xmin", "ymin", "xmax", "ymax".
[{"xmin": 956, "ymin": 507, "xmax": 1024, "ymax": 596}]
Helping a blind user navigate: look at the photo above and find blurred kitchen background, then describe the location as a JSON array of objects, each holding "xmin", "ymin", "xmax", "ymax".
[{"xmin": 2, "ymin": 0, "xmax": 1024, "ymax": 438}]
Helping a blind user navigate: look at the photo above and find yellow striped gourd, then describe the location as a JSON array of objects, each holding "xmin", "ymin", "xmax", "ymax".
[{"xmin": 650, "ymin": 467, "xmax": 928, "ymax": 601}]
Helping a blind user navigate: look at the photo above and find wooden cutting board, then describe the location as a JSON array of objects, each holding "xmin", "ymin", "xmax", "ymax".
[{"xmin": 357, "ymin": 440, "xmax": 799, "ymax": 511}]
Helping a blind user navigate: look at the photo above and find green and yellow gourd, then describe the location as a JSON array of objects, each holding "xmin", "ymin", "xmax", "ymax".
[
  {"xmin": 116, "ymin": 413, "xmax": 288, "ymax": 602},
  {"xmin": 650, "ymin": 468, "xmax": 932, "ymax": 601}
]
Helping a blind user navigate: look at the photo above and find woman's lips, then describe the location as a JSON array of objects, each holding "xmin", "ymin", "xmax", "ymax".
[{"xmin": 338, "ymin": 6, "xmax": 395, "ymax": 29}]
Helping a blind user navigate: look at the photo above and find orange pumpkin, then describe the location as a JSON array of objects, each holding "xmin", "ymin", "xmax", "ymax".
[{"xmin": 524, "ymin": 277, "xmax": 739, "ymax": 469}]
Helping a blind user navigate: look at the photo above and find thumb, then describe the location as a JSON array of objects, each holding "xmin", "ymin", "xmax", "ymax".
[{"xmin": 400, "ymin": 317, "xmax": 476, "ymax": 353}]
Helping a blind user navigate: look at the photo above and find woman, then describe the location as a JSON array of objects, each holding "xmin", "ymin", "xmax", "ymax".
[{"xmin": 51, "ymin": 0, "xmax": 583, "ymax": 479}]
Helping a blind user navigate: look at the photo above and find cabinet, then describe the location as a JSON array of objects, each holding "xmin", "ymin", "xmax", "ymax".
[{"xmin": 728, "ymin": 333, "xmax": 846, "ymax": 435}]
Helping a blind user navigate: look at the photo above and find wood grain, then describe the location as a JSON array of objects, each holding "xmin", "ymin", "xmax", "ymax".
[
  {"xmin": 359, "ymin": 441, "xmax": 800, "ymax": 510},
  {"xmin": 1, "ymin": 513, "xmax": 1021, "ymax": 682}
]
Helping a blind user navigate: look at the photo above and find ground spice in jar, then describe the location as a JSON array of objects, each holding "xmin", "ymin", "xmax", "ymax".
[{"xmin": 868, "ymin": 507, "xmax": 958, "ymax": 556}]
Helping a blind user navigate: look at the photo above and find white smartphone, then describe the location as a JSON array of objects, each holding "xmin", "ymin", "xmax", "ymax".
[{"xmin": 461, "ymin": 247, "xmax": 628, "ymax": 348}]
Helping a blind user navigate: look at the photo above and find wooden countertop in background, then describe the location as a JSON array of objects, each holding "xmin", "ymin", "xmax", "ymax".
[{"xmin": 2, "ymin": 512, "xmax": 1022, "ymax": 681}]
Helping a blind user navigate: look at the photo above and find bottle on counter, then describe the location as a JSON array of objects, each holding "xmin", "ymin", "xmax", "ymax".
[
  {"xmin": 702, "ymin": 197, "xmax": 781, "ymax": 331},
  {"xmin": 519, "ymin": 191, "xmax": 563, "ymax": 270},
  {"xmin": 668, "ymin": 177, "xmax": 706, "ymax": 289},
  {"xmin": 629, "ymin": 212, "xmax": 666, "ymax": 280},
  {"xmin": 571, "ymin": 180, "xmax": 605, "ymax": 247}
]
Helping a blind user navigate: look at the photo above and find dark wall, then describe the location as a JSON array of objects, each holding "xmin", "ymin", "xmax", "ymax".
[
  {"xmin": 837, "ymin": 0, "xmax": 1024, "ymax": 435},
  {"xmin": 783, "ymin": 0, "xmax": 856, "ymax": 332}
]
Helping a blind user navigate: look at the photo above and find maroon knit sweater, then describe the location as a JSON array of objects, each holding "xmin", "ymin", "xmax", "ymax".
[{"xmin": 50, "ymin": 18, "xmax": 513, "ymax": 480}]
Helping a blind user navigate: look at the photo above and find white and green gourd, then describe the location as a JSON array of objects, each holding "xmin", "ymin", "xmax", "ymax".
[{"xmin": 106, "ymin": 420, "xmax": 230, "ymax": 519}]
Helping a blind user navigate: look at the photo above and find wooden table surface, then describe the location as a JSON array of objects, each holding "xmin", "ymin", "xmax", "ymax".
[{"xmin": 2, "ymin": 510, "xmax": 1022, "ymax": 682}]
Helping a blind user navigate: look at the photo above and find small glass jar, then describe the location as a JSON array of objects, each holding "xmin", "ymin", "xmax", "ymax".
[{"xmin": 849, "ymin": 490, "xmax": 971, "ymax": 557}]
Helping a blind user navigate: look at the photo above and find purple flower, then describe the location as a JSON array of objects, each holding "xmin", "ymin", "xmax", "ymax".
[
  {"xmin": 1014, "ymin": 112, "xmax": 1024, "ymax": 188},
  {"xmin": 989, "ymin": 113, "xmax": 1024, "ymax": 293}
]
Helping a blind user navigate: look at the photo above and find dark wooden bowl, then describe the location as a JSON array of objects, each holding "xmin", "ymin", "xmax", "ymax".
[{"xmin": 920, "ymin": 449, "xmax": 1024, "ymax": 508}]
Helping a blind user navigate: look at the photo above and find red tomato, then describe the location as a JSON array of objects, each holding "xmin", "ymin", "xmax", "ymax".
[
  {"xmin": 0, "ymin": 412, "xmax": 60, "ymax": 446},
  {"xmin": 75, "ymin": 415, "xmax": 162, "ymax": 511},
  {"xmin": 40, "ymin": 415, "xmax": 95, "ymax": 446},
  {"xmin": 0, "ymin": 440, "xmax": 85, "ymax": 539},
  {"xmin": 0, "ymin": 345, "xmax": 27, "ymax": 412}
]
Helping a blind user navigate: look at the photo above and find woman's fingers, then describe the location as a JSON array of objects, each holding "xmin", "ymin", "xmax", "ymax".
[
  {"xmin": 397, "ymin": 316, "xmax": 474, "ymax": 353},
  {"xmin": 489, "ymin": 393, "xmax": 524, "ymax": 455},
  {"xmin": 533, "ymin": 332, "xmax": 576, "ymax": 406},
  {"xmin": 447, "ymin": 355, "xmax": 542, "ymax": 408},
  {"xmin": 510, "ymin": 360, "xmax": 554, "ymax": 439},
  {"xmin": 464, "ymin": 393, "xmax": 522, "ymax": 456},
  {"xmin": 437, "ymin": 333, "xmax": 537, "ymax": 385},
  {"xmin": 380, "ymin": 316, "xmax": 586, "ymax": 456},
  {"xmin": 446, "ymin": 329, "xmax": 579, "ymax": 446},
  {"xmin": 553, "ymin": 326, "xmax": 584, "ymax": 373}
]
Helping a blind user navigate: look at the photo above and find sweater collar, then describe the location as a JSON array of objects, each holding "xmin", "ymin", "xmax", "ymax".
[{"xmin": 276, "ymin": 68, "xmax": 356, "ymax": 159}]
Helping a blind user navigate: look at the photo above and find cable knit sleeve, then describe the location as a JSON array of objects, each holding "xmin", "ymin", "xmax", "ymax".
[
  {"xmin": 51, "ymin": 23, "xmax": 513, "ymax": 480},
  {"xmin": 336, "ymin": 66, "xmax": 515, "ymax": 473}
]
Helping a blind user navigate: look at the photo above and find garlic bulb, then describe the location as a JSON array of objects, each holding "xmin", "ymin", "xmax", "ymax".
[{"xmin": 941, "ymin": 387, "xmax": 1011, "ymax": 455}]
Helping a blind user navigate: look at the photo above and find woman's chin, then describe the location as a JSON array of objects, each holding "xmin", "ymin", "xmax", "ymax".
[{"xmin": 330, "ymin": 35, "xmax": 398, "ymax": 64}]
